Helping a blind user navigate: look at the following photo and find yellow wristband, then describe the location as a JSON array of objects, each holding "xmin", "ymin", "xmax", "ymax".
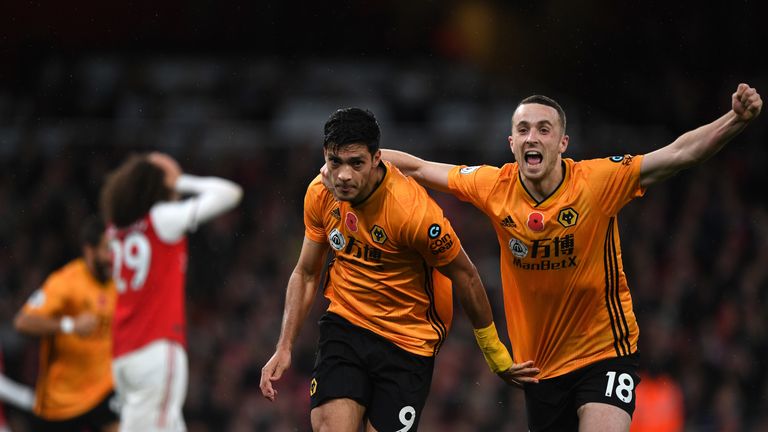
[{"xmin": 473, "ymin": 323, "xmax": 513, "ymax": 373}]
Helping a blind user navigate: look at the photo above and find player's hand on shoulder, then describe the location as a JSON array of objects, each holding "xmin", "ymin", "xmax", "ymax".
[
  {"xmin": 496, "ymin": 360, "xmax": 540, "ymax": 389},
  {"xmin": 732, "ymin": 83, "xmax": 762, "ymax": 122},
  {"xmin": 319, "ymin": 163, "xmax": 340, "ymax": 200}
]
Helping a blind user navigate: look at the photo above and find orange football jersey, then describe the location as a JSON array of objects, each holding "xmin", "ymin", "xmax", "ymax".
[
  {"xmin": 305, "ymin": 161, "xmax": 460, "ymax": 357},
  {"xmin": 448, "ymin": 155, "xmax": 645, "ymax": 378},
  {"xmin": 22, "ymin": 258, "xmax": 116, "ymax": 419}
]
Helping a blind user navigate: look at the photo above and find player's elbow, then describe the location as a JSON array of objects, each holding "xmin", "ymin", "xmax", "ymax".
[
  {"xmin": 219, "ymin": 181, "xmax": 244, "ymax": 210},
  {"xmin": 229, "ymin": 183, "xmax": 244, "ymax": 206},
  {"xmin": 13, "ymin": 313, "xmax": 31, "ymax": 335}
]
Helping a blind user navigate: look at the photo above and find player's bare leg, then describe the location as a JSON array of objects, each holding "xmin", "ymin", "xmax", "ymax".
[
  {"xmin": 577, "ymin": 402, "xmax": 631, "ymax": 432},
  {"xmin": 311, "ymin": 398, "xmax": 366, "ymax": 432}
]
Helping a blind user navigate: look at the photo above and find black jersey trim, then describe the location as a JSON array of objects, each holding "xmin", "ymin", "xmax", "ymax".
[
  {"xmin": 423, "ymin": 262, "xmax": 448, "ymax": 356},
  {"xmin": 604, "ymin": 217, "xmax": 632, "ymax": 355}
]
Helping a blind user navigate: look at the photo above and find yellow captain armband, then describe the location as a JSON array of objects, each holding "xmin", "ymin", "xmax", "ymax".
[{"xmin": 473, "ymin": 322, "xmax": 513, "ymax": 373}]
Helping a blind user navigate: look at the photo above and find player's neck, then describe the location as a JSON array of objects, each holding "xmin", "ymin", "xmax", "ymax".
[
  {"xmin": 351, "ymin": 165, "xmax": 386, "ymax": 206},
  {"xmin": 522, "ymin": 161, "xmax": 565, "ymax": 202},
  {"xmin": 84, "ymin": 256, "xmax": 108, "ymax": 285}
]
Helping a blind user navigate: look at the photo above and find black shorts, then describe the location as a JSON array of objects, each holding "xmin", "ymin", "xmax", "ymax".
[
  {"xmin": 524, "ymin": 352, "xmax": 641, "ymax": 432},
  {"xmin": 311, "ymin": 312, "xmax": 435, "ymax": 432},
  {"xmin": 31, "ymin": 390, "xmax": 120, "ymax": 432}
]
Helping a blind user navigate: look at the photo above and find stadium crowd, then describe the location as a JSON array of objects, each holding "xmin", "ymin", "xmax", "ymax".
[{"xmin": 0, "ymin": 54, "xmax": 767, "ymax": 431}]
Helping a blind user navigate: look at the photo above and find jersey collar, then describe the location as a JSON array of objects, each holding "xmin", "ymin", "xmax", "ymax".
[{"xmin": 518, "ymin": 160, "xmax": 569, "ymax": 208}]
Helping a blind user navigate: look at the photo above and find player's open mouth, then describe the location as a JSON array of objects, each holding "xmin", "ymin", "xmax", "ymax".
[{"xmin": 525, "ymin": 151, "xmax": 543, "ymax": 165}]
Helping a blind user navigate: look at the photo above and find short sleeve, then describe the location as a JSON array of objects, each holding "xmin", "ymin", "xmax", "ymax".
[
  {"xmin": 404, "ymin": 198, "xmax": 462, "ymax": 268},
  {"xmin": 22, "ymin": 274, "xmax": 67, "ymax": 317},
  {"xmin": 303, "ymin": 177, "xmax": 329, "ymax": 243},
  {"xmin": 585, "ymin": 155, "xmax": 646, "ymax": 215},
  {"xmin": 447, "ymin": 165, "xmax": 500, "ymax": 211}
]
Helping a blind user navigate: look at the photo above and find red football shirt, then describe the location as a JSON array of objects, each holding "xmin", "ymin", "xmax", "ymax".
[{"xmin": 110, "ymin": 214, "xmax": 188, "ymax": 358}]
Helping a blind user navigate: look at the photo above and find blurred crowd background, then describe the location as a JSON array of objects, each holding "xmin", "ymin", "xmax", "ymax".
[{"xmin": 1, "ymin": 1, "xmax": 767, "ymax": 431}]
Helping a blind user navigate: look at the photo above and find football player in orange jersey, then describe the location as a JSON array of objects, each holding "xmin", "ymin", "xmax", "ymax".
[
  {"xmin": 375, "ymin": 84, "xmax": 761, "ymax": 431},
  {"xmin": 15, "ymin": 215, "xmax": 119, "ymax": 432},
  {"xmin": 261, "ymin": 108, "xmax": 539, "ymax": 432}
]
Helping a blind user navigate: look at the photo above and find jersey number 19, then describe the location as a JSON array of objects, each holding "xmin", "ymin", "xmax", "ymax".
[{"xmin": 111, "ymin": 232, "xmax": 152, "ymax": 293}]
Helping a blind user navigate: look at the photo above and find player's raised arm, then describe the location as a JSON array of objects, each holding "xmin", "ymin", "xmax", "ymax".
[
  {"xmin": 148, "ymin": 152, "xmax": 243, "ymax": 242},
  {"xmin": 381, "ymin": 149, "xmax": 455, "ymax": 193},
  {"xmin": 260, "ymin": 237, "xmax": 329, "ymax": 402},
  {"xmin": 640, "ymin": 83, "xmax": 762, "ymax": 188},
  {"xmin": 436, "ymin": 247, "xmax": 540, "ymax": 388}
]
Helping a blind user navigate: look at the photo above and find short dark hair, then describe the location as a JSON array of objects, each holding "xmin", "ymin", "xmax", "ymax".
[
  {"xmin": 518, "ymin": 95, "xmax": 567, "ymax": 132},
  {"xmin": 100, "ymin": 154, "xmax": 173, "ymax": 228},
  {"xmin": 323, "ymin": 108, "xmax": 381, "ymax": 155},
  {"xmin": 79, "ymin": 214, "xmax": 105, "ymax": 248}
]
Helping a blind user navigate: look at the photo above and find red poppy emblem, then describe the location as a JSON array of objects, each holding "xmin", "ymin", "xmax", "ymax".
[
  {"xmin": 345, "ymin": 212, "xmax": 359, "ymax": 232},
  {"xmin": 527, "ymin": 212, "xmax": 545, "ymax": 232}
]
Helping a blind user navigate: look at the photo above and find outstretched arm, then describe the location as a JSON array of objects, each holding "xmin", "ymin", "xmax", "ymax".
[
  {"xmin": 437, "ymin": 247, "xmax": 539, "ymax": 387},
  {"xmin": 260, "ymin": 237, "xmax": 329, "ymax": 402},
  {"xmin": 381, "ymin": 149, "xmax": 456, "ymax": 193},
  {"xmin": 640, "ymin": 83, "xmax": 762, "ymax": 188}
]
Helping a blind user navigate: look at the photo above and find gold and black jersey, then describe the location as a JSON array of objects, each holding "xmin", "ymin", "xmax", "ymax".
[
  {"xmin": 22, "ymin": 259, "xmax": 116, "ymax": 419},
  {"xmin": 304, "ymin": 162, "xmax": 461, "ymax": 357},
  {"xmin": 448, "ymin": 155, "xmax": 646, "ymax": 378}
]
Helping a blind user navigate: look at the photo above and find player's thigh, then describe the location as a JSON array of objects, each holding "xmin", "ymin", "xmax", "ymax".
[
  {"xmin": 577, "ymin": 402, "xmax": 631, "ymax": 432},
  {"xmin": 113, "ymin": 340, "xmax": 188, "ymax": 432},
  {"xmin": 29, "ymin": 416, "xmax": 82, "ymax": 432},
  {"xmin": 524, "ymin": 353, "xmax": 640, "ymax": 432},
  {"xmin": 310, "ymin": 315, "xmax": 373, "ymax": 412},
  {"xmin": 574, "ymin": 353, "xmax": 640, "ymax": 431},
  {"xmin": 79, "ymin": 390, "xmax": 120, "ymax": 432},
  {"xmin": 523, "ymin": 380, "xmax": 578, "ymax": 431},
  {"xmin": 113, "ymin": 340, "xmax": 188, "ymax": 401},
  {"xmin": 366, "ymin": 340, "xmax": 434, "ymax": 432},
  {"xmin": 310, "ymin": 398, "xmax": 366, "ymax": 432}
]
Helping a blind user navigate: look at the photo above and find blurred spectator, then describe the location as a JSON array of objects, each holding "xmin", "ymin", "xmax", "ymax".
[{"xmin": 631, "ymin": 372, "xmax": 684, "ymax": 432}]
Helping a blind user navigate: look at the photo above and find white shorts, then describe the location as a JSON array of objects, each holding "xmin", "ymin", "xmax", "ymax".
[{"xmin": 113, "ymin": 340, "xmax": 188, "ymax": 432}]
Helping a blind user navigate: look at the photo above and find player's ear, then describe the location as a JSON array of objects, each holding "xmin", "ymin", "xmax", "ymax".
[
  {"xmin": 372, "ymin": 149, "xmax": 382, "ymax": 166},
  {"xmin": 559, "ymin": 135, "xmax": 569, "ymax": 154}
]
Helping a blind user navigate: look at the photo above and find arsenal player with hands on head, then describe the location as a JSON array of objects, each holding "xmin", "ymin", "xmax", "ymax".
[{"xmin": 100, "ymin": 152, "xmax": 242, "ymax": 432}]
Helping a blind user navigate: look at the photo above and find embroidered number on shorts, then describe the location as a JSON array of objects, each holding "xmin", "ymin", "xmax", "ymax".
[
  {"xmin": 604, "ymin": 371, "xmax": 634, "ymax": 403},
  {"xmin": 396, "ymin": 406, "xmax": 416, "ymax": 432},
  {"xmin": 111, "ymin": 232, "xmax": 152, "ymax": 293}
]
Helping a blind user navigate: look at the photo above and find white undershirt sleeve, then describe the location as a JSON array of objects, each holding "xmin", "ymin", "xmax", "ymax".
[
  {"xmin": 150, "ymin": 174, "xmax": 243, "ymax": 243},
  {"xmin": 0, "ymin": 373, "xmax": 34, "ymax": 411}
]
